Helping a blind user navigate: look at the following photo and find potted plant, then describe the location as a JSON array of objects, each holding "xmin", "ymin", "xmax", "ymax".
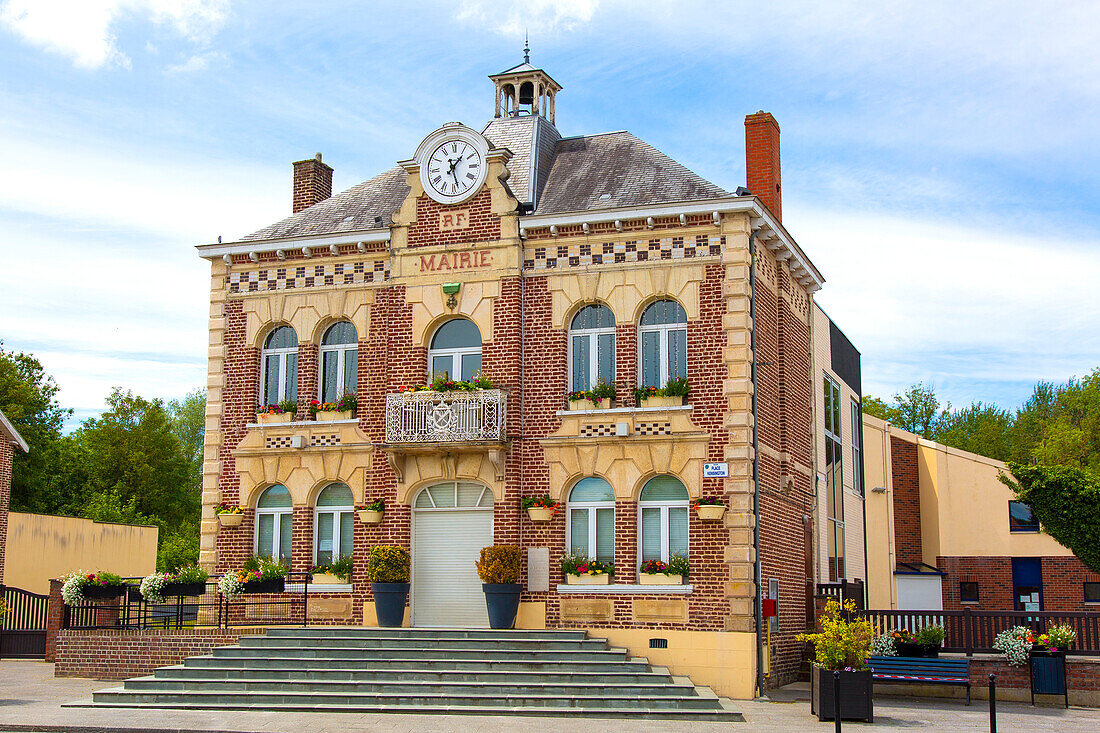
[
  {"xmin": 140, "ymin": 565, "xmax": 209, "ymax": 603},
  {"xmin": 61, "ymin": 571, "xmax": 129, "ymax": 605},
  {"xmin": 218, "ymin": 557, "xmax": 288, "ymax": 596},
  {"xmin": 639, "ymin": 553, "xmax": 688, "ymax": 585},
  {"xmin": 310, "ymin": 392, "xmax": 357, "ymax": 421},
  {"xmin": 695, "ymin": 497, "xmax": 726, "ymax": 521},
  {"xmin": 215, "ymin": 502, "xmax": 243, "ymax": 527},
  {"xmin": 914, "ymin": 624, "xmax": 946, "ymax": 657},
  {"xmin": 635, "ymin": 377, "xmax": 690, "ymax": 408},
  {"xmin": 256, "ymin": 400, "xmax": 296, "ymax": 424},
  {"xmin": 797, "ymin": 598, "xmax": 875, "ymax": 722},
  {"xmin": 566, "ymin": 381, "xmax": 616, "ymax": 410},
  {"xmin": 992, "ymin": 625, "xmax": 1032, "ymax": 666},
  {"xmin": 311, "ymin": 555, "xmax": 352, "ymax": 585},
  {"xmin": 358, "ymin": 498, "xmax": 384, "ymax": 524},
  {"xmin": 1027, "ymin": 623, "xmax": 1075, "ymax": 705},
  {"xmin": 398, "ymin": 375, "xmax": 496, "ymax": 393},
  {"xmin": 561, "ymin": 552, "xmax": 612, "ymax": 585},
  {"xmin": 475, "ymin": 545, "xmax": 523, "ymax": 629},
  {"xmin": 368, "ymin": 545, "xmax": 410, "ymax": 627},
  {"xmin": 521, "ymin": 495, "xmax": 558, "ymax": 522}
]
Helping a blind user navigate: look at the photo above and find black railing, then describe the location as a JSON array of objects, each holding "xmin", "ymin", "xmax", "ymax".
[
  {"xmin": 859, "ymin": 607, "xmax": 1100, "ymax": 656},
  {"xmin": 817, "ymin": 579, "xmax": 866, "ymax": 611},
  {"xmin": 61, "ymin": 573, "xmax": 317, "ymax": 631},
  {"xmin": 0, "ymin": 585, "xmax": 50, "ymax": 658}
]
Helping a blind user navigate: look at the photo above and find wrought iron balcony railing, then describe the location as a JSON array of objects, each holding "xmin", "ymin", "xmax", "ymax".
[{"xmin": 385, "ymin": 389, "xmax": 506, "ymax": 443}]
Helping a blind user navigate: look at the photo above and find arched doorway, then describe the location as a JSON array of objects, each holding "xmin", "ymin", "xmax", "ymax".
[{"xmin": 411, "ymin": 481, "xmax": 494, "ymax": 626}]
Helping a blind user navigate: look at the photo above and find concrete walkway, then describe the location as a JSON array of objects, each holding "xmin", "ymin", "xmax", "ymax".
[{"xmin": 1, "ymin": 660, "xmax": 1098, "ymax": 732}]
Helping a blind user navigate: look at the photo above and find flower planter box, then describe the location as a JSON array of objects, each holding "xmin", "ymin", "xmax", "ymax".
[
  {"xmin": 565, "ymin": 573, "xmax": 610, "ymax": 585},
  {"xmin": 82, "ymin": 584, "xmax": 128, "ymax": 600},
  {"xmin": 255, "ymin": 413, "xmax": 289, "ymax": 424},
  {"xmin": 811, "ymin": 666, "xmax": 874, "ymax": 722},
  {"xmin": 161, "ymin": 581, "xmax": 207, "ymax": 597},
  {"xmin": 1029, "ymin": 650, "xmax": 1069, "ymax": 707},
  {"xmin": 358, "ymin": 509, "xmax": 383, "ymax": 524},
  {"xmin": 639, "ymin": 573, "xmax": 682, "ymax": 585},
  {"xmin": 316, "ymin": 410, "xmax": 355, "ymax": 421},
  {"xmin": 697, "ymin": 505, "xmax": 726, "ymax": 521},
  {"xmin": 639, "ymin": 395, "xmax": 684, "ymax": 408},
  {"xmin": 567, "ymin": 399, "xmax": 613, "ymax": 411},
  {"xmin": 896, "ymin": 641, "xmax": 939, "ymax": 658},
  {"xmin": 526, "ymin": 507, "xmax": 554, "ymax": 522},
  {"xmin": 217, "ymin": 513, "xmax": 243, "ymax": 527},
  {"xmin": 310, "ymin": 573, "xmax": 347, "ymax": 585},
  {"xmin": 240, "ymin": 578, "xmax": 285, "ymax": 594}
]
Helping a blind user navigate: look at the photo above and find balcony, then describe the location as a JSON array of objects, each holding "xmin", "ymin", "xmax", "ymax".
[{"xmin": 385, "ymin": 389, "xmax": 507, "ymax": 444}]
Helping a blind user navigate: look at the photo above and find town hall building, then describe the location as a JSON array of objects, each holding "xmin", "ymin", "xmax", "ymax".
[{"xmin": 197, "ymin": 53, "xmax": 826, "ymax": 696}]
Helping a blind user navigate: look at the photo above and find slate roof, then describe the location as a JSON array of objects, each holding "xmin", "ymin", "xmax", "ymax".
[{"xmin": 240, "ymin": 123, "xmax": 727, "ymax": 242}]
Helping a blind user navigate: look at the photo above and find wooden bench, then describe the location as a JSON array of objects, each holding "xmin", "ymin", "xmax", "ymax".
[{"xmin": 867, "ymin": 656, "xmax": 972, "ymax": 704}]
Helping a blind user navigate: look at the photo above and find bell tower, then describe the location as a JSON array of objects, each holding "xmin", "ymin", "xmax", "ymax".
[{"xmin": 489, "ymin": 39, "xmax": 562, "ymax": 125}]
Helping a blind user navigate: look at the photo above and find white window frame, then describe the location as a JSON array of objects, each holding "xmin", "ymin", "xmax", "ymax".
[
  {"xmin": 413, "ymin": 482, "xmax": 494, "ymax": 511},
  {"xmin": 313, "ymin": 498, "xmax": 354, "ymax": 565},
  {"xmin": 254, "ymin": 501, "xmax": 292, "ymax": 562},
  {"xmin": 427, "ymin": 321, "xmax": 482, "ymax": 382},
  {"xmin": 568, "ymin": 306, "xmax": 616, "ymax": 392},
  {"xmin": 638, "ymin": 496, "xmax": 689, "ymax": 566},
  {"xmin": 824, "ymin": 374, "xmax": 845, "ymax": 581},
  {"xmin": 566, "ymin": 500, "xmax": 615, "ymax": 562},
  {"xmin": 851, "ymin": 398, "xmax": 862, "ymax": 497},
  {"xmin": 637, "ymin": 302, "xmax": 687, "ymax": 388},
  {"xmin": 318, "ymin": 322, "xmax": 358, "ymax": 403},
  {"xmin": 260, "ymin": 328, "xmax": 298, "ymax": 406}
]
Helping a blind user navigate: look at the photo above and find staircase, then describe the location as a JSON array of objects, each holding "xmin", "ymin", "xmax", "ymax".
[{"xmin": 75, "ymin": 628, "xmax": 742, "ymax": 720}]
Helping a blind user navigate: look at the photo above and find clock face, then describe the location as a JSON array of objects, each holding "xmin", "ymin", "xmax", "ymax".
[{"xmin": 425, "ymin": 139, "xmax": 484, "ymax": 203}]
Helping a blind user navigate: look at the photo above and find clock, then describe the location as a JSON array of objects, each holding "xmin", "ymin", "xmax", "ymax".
[{"xmin": 415, "ymin": 124, "xmax": 490, "ymax": 205}]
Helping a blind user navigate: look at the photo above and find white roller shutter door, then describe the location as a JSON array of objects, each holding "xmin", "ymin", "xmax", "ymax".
[{"xmin": 412, "ymin": 509, "xmax": 493, "ymax": 627}]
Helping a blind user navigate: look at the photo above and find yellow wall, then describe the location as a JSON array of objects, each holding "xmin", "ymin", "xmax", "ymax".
[
  {"xmin": 3, "ymin": 512, "xmax": 159, "ymax": 594},
  {"xmin": 862, "ymin": 415, "xmax": 896, "ymax": 609}
]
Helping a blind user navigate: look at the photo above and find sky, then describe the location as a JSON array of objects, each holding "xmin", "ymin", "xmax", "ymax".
[{"xmin": 0, "ymin": 0, "xmax": 1098, "ymax": 429}]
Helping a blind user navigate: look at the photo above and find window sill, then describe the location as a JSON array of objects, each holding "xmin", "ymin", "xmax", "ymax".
[
  {"xmin": 960, "ymin": 600, "xmax": 980, "ymax": 605},
  {"xmin": 287, "ymin": 583, "xmax": 353, "ymax": 593},
  {"xmin": 556, "ymin": 584, "xmax": 693, "ymax": 594},
  {"xmin": 246, "ymin": 419, "xmax": 359, "ymax": 428},
  {"xmin": 555, "ymin": 405, "xmax": 692, "ymax": 417}
]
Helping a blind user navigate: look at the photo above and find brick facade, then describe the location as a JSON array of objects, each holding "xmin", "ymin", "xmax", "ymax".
[
  {"xmin": 292, "ymin": 155, "xmax": 333, "ymax": 214},
  {"xmin": 891, "ymin": 436, "xmax": 922, "ymax": 565},
  {"xmin": 939, "ymin": 555, "xmax": 1100, "ymax": 612},
  {"xmin": 54, "ymin": 628, "xmax": 261, "ymax": 680}
]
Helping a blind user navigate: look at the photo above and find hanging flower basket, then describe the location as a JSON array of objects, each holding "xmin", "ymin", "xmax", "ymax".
[
  {"xmin": 217, "ymin": 513, "xmax": 243, "ymax": 527},
  {"xmin": 82, "ymin": 584, "xmax": 128, "ymax": 600},
  {"xmin": 358, "ymin": 499, "xmax": 384, "ymax": 524},
  {"xmin": 695, "ymin": 499, "xmax": 726, "ymax": 521}
]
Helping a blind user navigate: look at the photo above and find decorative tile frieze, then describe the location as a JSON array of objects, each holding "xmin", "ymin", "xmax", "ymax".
[
  {"xmin": 265, "ymin": 436, "xmax": 293, "ymax": 449},
  {"xmin": 635, "ymin": 422, "xmax": 672, "ymax": 436},
  {"xmin": 227, "ymin": 260, "xmax": 389, "ymax": 294},
  {"xmin": 310, "ymin": 433, "xmax": 342, "ymax": 447},
  {"xmin": 522, "ymin": 235, "xmax": 723, "ymax": 272},
  {"xmin": 579, "ymin": 424, "xmax": 618, "ymax": 437}
]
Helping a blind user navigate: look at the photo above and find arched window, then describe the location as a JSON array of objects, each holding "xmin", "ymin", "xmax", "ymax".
[
  {"xmin": 260, "ymin": 326, "xmax": 298, "ymax": 406},
  {"xmin": 428, "ymin": 319, "xmax": 482, "ymax": 382},
  {"xmin": 569, "ymin": 304, "xmax": 615, "ymax": 391},
  {"xmin": 638, "ymin": 475, "xmax": 689, "ymax": 563},
  {"xmin": 319, "ymin": 322, "xmax": 357, "ymax": 403},
  {"xmin": 639, "ymin": 300, "xmax": 687, "ymax": 389},
  {"xmin": 314, "ymin": 483, "xmax": 354, "ymax": 565},
  {"xmin": 255, "ymin": 485, "xmax": 292, "ymax": 561},
  {"xmin": 414, "ymin": 482, "xmax": 494, "ymax": 509},
  {"xmin": 567, "ymin": 477, "xmax": 615, "ymax": 563}
]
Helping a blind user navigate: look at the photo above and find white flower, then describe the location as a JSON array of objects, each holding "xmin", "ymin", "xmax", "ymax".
[
  {"xmin": 993, "ymin": 626, "xmax": 1031, "ymax": 666},
  {"xmin": 60, "ymin": 570, "xmax": 88, "ymax": 606},
  {"xmin": 870, "ymin": 632, "xmax": 898, "ymax": 657},
  {"xmin": 218, "ymin": 573, "xmax": 242, "ymax": 598},
  {"xmin": 140, "ymin": 573, "xmax": 169, "ymax": 604}
]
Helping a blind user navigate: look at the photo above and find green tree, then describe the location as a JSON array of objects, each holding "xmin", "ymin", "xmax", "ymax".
[
  {"xmin": 0, "ymin": 342, "xmax": 71, "ymax": 512},
  {"xmin": 1002, "ymin": 463, "xmax": 1100, "ymax": 573},
  {"xmin": 168, "ymin": 389, "xmax": 205, "ymax": 492},
  {"xmin": 937, "ymin": 402, "xmax": 1015, "ymax": 461},
  {"xmin": 891, "ymin": 383, "xmax": 949, "ymax": 439},
  {"xmin": 1014, "ymin": 371, "xmax": 1100, "ymax": 472},
  {"xmin": 860, "ymin": 395, "xmax": 892, "ymax": 423}
]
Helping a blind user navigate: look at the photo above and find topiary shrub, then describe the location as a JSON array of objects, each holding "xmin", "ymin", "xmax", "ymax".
[
  {"xmin": 475, "ymin": 545, "xmax": 522, "ymax": 584},
  {"xmin": 367, "ymin": 545, "xmax": 410, "ymax": 583}
]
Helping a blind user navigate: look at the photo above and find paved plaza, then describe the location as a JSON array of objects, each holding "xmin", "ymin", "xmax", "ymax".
[{"xmin": 0, "ymin": 660, "xmax": 1098, "ymax": 732}]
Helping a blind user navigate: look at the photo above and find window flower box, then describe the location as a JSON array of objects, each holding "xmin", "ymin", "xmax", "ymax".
[
  {"xmin": 527, "ymin": 507, "xmax": 554, "ymax": 522},
  {"xmin": 635, "ymin": 379, "xmax": 689, "ymax": 410},
  {"xmin": 256, "ymin": 412, "xmax": 288, "ymax": 424},
  {"xmin": 568, "ymin": 397, "xmax": 613, "ymax": 411},
  {"xmin": 565, "ymin": 572, "xmax": 610, "ymax": 585},
  {"xmin": 639, "ymin": 573, "xmax": 683, "ymax": 585},
  {"xmin": 358, "ymin": 509, "xmax": 383, "ymax": 524},
  {"xmin": 310, "ymin": 573, "xmax": 346, "ymax": 585},
  {"xmin": 316, "ymin": 409, "xmax": 355, "ymax": 421},
  {"xmin": 241, "ymin": 578, "xmax": 285, "ymax": 594},
  {"xmin": 639, "ymin": 395, "xmax": 684, "ymax": 408},
  {"xmin": 217, "ymin": 513, "xmax": 243, "ymax": 527},
  {"xmin": 695, "ymin": 500, "xmax": 726, "ymax": 521}
]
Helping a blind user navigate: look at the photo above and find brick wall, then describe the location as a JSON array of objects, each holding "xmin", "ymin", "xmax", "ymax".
[
  {"xmin": 745, "ymin": 112, "xmax": 782, "ymax": 221},
  {"xmin": 939, "ymin": 555, "xmax": 1100, "ymax": 612},
  {"xmin": 407, "ymin": 189, "xmax": 499, "ymax": 248},
  {"xmin": 292, "ymin": 156, "xmax": 333, "ymax": 214},
  {"xmin": 883, "ymin": 654, "xmax": 1100, "ymax": 705},
  {"xmin": 54, "ymin": 629, "xmax": 262, "ymax": 679},
  {"xmin": 0, "ymin": 439, "xmax": 12, "ymax": 582},
  {"xmin": 891, "ymin": 436, "xmax": 922, "ymax": 565}
]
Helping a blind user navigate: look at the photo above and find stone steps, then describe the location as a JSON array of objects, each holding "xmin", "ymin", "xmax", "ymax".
[{"xmin": 72, "ymin": 628, "xmax": 741, "ymax": 720}]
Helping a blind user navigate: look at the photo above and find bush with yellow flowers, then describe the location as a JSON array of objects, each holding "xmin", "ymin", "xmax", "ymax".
[
  {"xmin": 796, "ymin": 598, "xmax": 875, "ymax": 671},
  {"xmin": 475, "ymin": 545, "xmax": 522, "ymax": 584},
  {"xmin": 367, "ymin": 545, "xmax": 410, "ymax": 583}
]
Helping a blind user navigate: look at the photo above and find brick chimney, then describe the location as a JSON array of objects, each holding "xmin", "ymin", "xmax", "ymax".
[
  {"xmin": 744, "ymin": 111, "xmax": 781, "ymax": 221},
  {"xmin": 292, "ymin": 153, "xmax": 333, "ymax": 213}
]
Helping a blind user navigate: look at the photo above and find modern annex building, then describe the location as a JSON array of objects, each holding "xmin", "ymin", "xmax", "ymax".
[{"xmin": 197, "ymin": 55, "xmax": 826, "ymax": 695}]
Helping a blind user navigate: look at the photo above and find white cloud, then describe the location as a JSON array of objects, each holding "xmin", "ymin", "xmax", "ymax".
[
  {"xmin": 0, "ymin": 0, "xmax": 228, "ymax": 69},
  {"xmin": 456, "ymin": 0, "xmax": 597, "ymax": 36},
  {"xmin": 166, "ymin": 50, "xmax": 223, "ymax": 73}
]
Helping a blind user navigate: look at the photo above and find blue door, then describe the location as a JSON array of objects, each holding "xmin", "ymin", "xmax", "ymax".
[{"xmin": 1012, "ymin": 557, "xmax": 1043, "ymax": 612}]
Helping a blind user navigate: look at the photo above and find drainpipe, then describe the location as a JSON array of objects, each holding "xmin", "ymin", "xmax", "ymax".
[{"xmin": 749, "ymin": 229, "xmax": 764, "ymax": 698}]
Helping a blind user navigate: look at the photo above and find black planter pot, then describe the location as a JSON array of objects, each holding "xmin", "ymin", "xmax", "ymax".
[
  {"xmin": 82, "ymin": 584, "xmax": 127, "ymax": 600},
  {"xmin": 483, "ymin": 583, "xmax": 523, "ymax": 629},
  {"xmin": 241, "ymin": 578, "xmax": 285, "ymax": 594},
  {"xmin": 161, "ymin": 581, "xmax": 208, "ymax": 597},
  {"xmin": 372, "ymin": 582, "xmax": 410, "ymax": 627},
  {"xmin": 896, "ymin": 641, "xmax": 937, "ymax": 657},
  {"xmin": 1029, "ymin": 650, "xmax": 1069, "ymax": 707},
  {"xmin": 811, "ymin": 666, "xmax": 874, "ymax": 722}
]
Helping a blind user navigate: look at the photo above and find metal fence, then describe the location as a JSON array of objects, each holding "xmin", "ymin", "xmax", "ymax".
[
  {"xmin": 0, "ymin": 585, "xmax": 49, "ymax": 658},
  {"xmin": 859, "ymin": 607, "xmax": 1100, "ymax": 656},
  {"xmin": 61, "ymin": 573, "xmax": 317, "ymax": 631}
]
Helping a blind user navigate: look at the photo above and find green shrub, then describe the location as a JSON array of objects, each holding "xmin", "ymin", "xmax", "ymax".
[
  {"xmin": 796, "ymin": 599, "xmax": 874, "ymax": 671},
  {"xmin": 475, "ymin": 545, "xmax": 522, "ymax": 584},
  {"xmin": 662, "ymin": 377, "xmax": 690, "ymax": 397},
  {"xmin": 666, "ymin": 553, "xmax": 689, "ymax": 578},
  {"xmin": 367, "ymin": 545, "xmax": 410, "ymax": 583},
  {"xmin": 173, "ymin": 564, "xmax": 209, "ymax": 584},
  {"xmin": 312, "ymin": 555, "xmax": 353, "ymax": 582},
  {"xmin": 591, "ymin": 381, "xmax": 617, "ymax": 400},
  {"xmin": 915, "ymin": 624, "xmax": 945, "ymax": 646}
]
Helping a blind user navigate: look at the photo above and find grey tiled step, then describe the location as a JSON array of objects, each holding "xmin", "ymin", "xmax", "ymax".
[
  {"xmin": 90, "ymin": 689, "xmax": 723, "ymax": 711},
  {"xmin": 238, "ymin": 635, "xmax": 611, "ymax": 651},
  {"xmin": 73, "ymin": 698, "xmax": 744, "ymax": 721},
  {"xmin": 265, "ymin": 627, "xmax": 589, "ymax": 641},
  {"xmin": 123, "ymin": 676, "xmax": 698, "ymax": 697},
  {"xmin": 212, "ymin": 645, "xmax": 629, "ymax": 662},
  {"xmin": 156, "ymin": 664, "xmax": 669, "ymax": 684},
  {"xmin": 182, "ymin": 654, "xmax": 652, "ymax": 673}
]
